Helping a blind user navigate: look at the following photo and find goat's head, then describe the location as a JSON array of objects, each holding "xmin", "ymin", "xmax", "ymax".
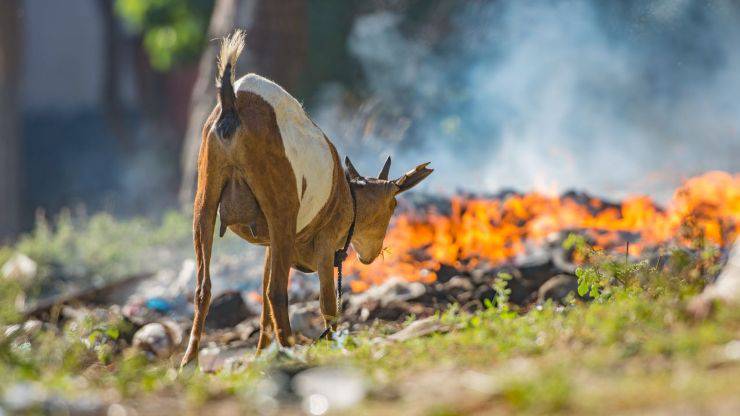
[{"xmin": 345, "ymin": 156, "xmax": 433, "ymax": 264}]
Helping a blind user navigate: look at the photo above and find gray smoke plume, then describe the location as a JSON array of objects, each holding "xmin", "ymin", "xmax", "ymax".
[{"xmin": 314, "ymin": 0, "xmax": 740, "ymax": 202}]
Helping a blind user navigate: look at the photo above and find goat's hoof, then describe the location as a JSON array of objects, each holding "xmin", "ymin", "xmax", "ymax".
[{"xmin": 179, "ymin": 355, "xmax": 199, "ymax": 373}]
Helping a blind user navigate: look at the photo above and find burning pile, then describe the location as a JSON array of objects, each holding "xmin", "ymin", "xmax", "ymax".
[{"xmin": 346, "ymin": 171, "xmax": 740, "ymax": 292}]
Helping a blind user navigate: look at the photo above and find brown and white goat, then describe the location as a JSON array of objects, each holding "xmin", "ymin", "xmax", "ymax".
[{"xmin": 180, "ymin": 31, "xmax": 433, "ymax": 368}]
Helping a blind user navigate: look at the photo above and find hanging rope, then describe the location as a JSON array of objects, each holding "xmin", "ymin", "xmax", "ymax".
[{"xmin": 318, "ymin": 171, "xmax": 357, "ymax": 341}]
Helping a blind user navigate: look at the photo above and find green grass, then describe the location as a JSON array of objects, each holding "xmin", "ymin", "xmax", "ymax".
[
  {"xmin": 2, "ymin": 266, "xmax": 739, "ymax": 414},
  {"xmin": 0, "ymin": 210, "xmax": 253, "ymax": 301},
  {"xmin": 1, "ymin": 217, "xmax": 739, "ymax": 414}
]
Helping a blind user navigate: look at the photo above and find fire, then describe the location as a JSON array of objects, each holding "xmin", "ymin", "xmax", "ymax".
[{"xmin": 346, "ymin": 171, "xmax": 740, "ymax": 292}]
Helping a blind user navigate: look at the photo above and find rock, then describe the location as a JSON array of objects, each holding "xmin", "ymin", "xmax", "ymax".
[
  {"xmin": 289, "ymin": 301, "xmax": 323, "ymax": 339},
  {"xmin": 22, "ymin": 319, "xmax": 43, "ymax": 335},
  {"xmin": 132, "ymin": 321, "xmax": 182, "ymax": 359},
  {"xmin": 1, "ymin": 253, "xmax": 37, "ymax": 284},
  {"xmin": 689, "ymin": 239, "xmax": 740, "ymax": 318},
  {"xmin": 5, "ymin": 319, "xmax": 50, "ymax": 343},
  {"xmin": 198, "ymin": 345, "xmax": 254, "ymax": 373},
  {"xmin": 349, "ymin": 277, "xmax": 426, "ymax": 309},
  {"xmin": 3, "ymin": 323, "xmax": 22, "ymax": 339},
  {"xmin": 370, "ymin": 300, "xmax": 431, "ymax": 322},
  {"xmin": 387, "ymin": 316, "xmax": 448, "ymax": 342},
  {"xmin": 435, "ymin": 264, "xmax": 463, "ymax": 283},
  {"xmin": 292, "ymin": 366, "xmax": 366, "ymax": 413},
  {"xmin": 441, "ymin": 276, "xmax": 474, "ymax": 296},
  {"xmin": 205, "ymin": 291, "xmax": 251, "ymax": 329},
  {"xmin": 515, "ymin": 257, "xmax": 558, "ymax": 289},
  {"xmin": 475, "ymin": 270, "xmax": 533, "ymax": 306},
  {"xmin": 346, "ymin": 277, "xmax": 429, "ymax": 322},
  {"xmin": 537, "ymin": 275, "xmax": 578, "ymax": 304}
]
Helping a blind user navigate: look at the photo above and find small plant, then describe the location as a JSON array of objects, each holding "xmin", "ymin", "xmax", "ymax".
[
  {"xmin": 492, "ymin": 272, "xmax": 512, "ymax": 312},
  {"xmin": 1, "ymin": 210, "xmax": 197, "ymax": 300},
  {"xmin": 564, "ymin": 233, "xmax": 656, "ymax": 299}
]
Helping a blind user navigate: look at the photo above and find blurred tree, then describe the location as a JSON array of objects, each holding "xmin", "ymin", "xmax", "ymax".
[
  {"xmin": 177, "ymin": 0, "xmax": 308, "ymax": 207},
  {"xmin": 0, "ymin": 0, "xmax": 22, "ymax": 241},
  {"xmin": 115, "ymin": 0, "xmax": 214, "ymax": 72},
  {"xmin": 111, "ymin": 0, "xmax": 215, "ymax": 151}
]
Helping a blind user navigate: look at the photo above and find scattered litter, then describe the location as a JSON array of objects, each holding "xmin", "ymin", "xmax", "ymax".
[{"xmin": 145, "ymin": 297, "xmax": 172, "ymax": 314}]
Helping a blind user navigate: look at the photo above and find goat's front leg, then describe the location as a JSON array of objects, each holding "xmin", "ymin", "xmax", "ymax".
[
  {"xmin": 180, "ymin": 171, "xmax": 223, "ymax": 369},
  {"xmin": 256, "ymin": 248, "xmax": 272, "ymax": 352},
  {"xmin": 317, "ymin": 253, "xmax": 338, "ymax": 338},
  {"xmin": 266, "ymin": 218, "xmax": 296, "ymax": 347}
]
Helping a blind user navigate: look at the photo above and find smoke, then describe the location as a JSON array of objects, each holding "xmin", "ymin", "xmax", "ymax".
[{"xmin": 314, "ymin": 0, "xmax": 740, "ymax": 201}]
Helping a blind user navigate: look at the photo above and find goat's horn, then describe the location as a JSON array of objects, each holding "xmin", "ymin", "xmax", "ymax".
[
  {"xmin": 378, "ymin": 156, "xmax": 392, "ymax": 180},
  {"xmin": 414, "ymin": 162, "xmax": 431, "ymax": 172},
  {"xmin": 345, "ymin": 157, "xmax": 361, "ymax": 179}
]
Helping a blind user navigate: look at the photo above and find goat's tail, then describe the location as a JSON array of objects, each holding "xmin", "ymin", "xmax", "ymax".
[
  {"xmin": 214, "ymin": 30, "xmax": 245, "ymax": 139},
  {"xmin": 216, "ymin": 29, "xmax": 245, "ymax": 107}
]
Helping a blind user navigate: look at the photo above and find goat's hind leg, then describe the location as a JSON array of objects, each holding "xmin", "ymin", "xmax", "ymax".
[
  {"xmin": 266, "ymin": 218, "xmax": 296, "ymax": 347},
  {"xmin": 256, "ymin": 248, "xmax": 272, "ymax": 353},
  {"xmin": 180, "ymin": 173, "xmax": 223, "ymax": 369}
]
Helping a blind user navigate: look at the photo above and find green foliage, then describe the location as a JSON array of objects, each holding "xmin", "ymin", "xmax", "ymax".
[
  {"xmin": 0, "ymin": 226, "xmax": 737, "ymax": 413},
  {"xmin": 0, "ymin": 246, "xmax": 12, "ymax": 271},
  {"xmin": 115, "ymin": 0, "xmax": 214, "ymax": 71},
  {"xmin": 564, "ymin": 233, "xmax": 711, "ymax": 301},
  {"xmin": 3, "ymin": 210, "xmax": 194, "ymax": 299},
  {"xmin": 0, "ymin": 280, "xmax": 22, "ymax": 325},
  {"xmin": 492, "ymin": 271, "xmax": 512, "ymax": 312}
]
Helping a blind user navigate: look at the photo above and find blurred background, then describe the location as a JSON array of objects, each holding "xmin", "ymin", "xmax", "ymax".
[
  {"xmin": 1, "ymin": 3, "xmax": 740, "ymax": 412},
  {"xmin": 2, "ymin": 0, "xmax": 740, "ymax": 243}
]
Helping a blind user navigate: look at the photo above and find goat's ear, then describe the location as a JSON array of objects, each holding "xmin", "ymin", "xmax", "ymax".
[
  {"xmin": 378, "ymin": 156, "xmax": 391, "ymax": 180},
  {"xmin": 394, "ymin": 162, "xmax": 433, "ymax": 193},
  {"xmin": 345, "ymin": 157, "xmax": 362, "ymax": 180}
]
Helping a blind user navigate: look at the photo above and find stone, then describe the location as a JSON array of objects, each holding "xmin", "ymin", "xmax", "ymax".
[
  {"xmin": 475, "ymin": 272, "xmax": 533, "ymax": 306},
  {"xmin": 387, "ymin": 316, "xmax": 448, "ymax": 342},
  {"xmin": 132, "ymin": 321, "xmax": 182, "ymax": 359},
  {"xmin": 441, "ymin": 276, "xmax": 474, "ymax": 295},
  {"xmin": 537, "ymin": 274, "xmax": 578, "ymax": 304},
  {"xmin": 205, "ymin": 291, "xmax": 251, "ymax": 329},
  {"xmin": 435, "ymin": 264, "xmax": 463, "ymax": 283},
  {"xmin": 349, "ymin": 277, "xmax": 426, "ymax": 310},
  {"xmin": 515, "ymin": 256, "xmax": 558, "ymax": 289},
  {"xmin": 1, "ymin": 253, "xmax": 37, "ymax": 284},
  {"xmin": 289, "ymin": 301, "xmax": 323, "ymax": 339}
]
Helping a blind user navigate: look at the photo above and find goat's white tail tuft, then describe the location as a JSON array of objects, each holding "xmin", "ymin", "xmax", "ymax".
[{"xmin": 216, "ymin": 29, "xmax": 246, "ymax": 87}]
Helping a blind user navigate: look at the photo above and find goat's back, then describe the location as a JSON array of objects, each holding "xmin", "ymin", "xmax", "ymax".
[{"xmin": 234, "ymin": 74, "xmax": 335, "ymax": 232}]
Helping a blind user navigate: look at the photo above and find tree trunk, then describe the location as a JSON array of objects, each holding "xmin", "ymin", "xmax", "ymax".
[
  {"xmin": 177, "ymin": 0, "xmax": 308, "ymax": 207},
  {"xmin": 177, "ymin": 0, "xmax": 252, "ymax": 207},
  {"xmin": 0, "ymin": 0, "xmax": 23, "ymax": 241},
  {"xmin": 97, "ymin": 0, "xmax": 133, "ymax": 150}
]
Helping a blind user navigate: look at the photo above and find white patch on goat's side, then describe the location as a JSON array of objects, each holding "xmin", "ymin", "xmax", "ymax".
[{"xmin": 235, "ymin": 74, "xmax": 334, "ymax": 232}]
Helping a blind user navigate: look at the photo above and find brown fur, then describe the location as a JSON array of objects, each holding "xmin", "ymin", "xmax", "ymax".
[{"xmin": 180, "ymin": 32, "xmax": 432, "ymax": 368}]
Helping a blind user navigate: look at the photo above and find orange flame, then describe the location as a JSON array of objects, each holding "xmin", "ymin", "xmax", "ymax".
[{"xmin": 346, "ymin": 171, "xmax": 740, "ymax": 292}]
